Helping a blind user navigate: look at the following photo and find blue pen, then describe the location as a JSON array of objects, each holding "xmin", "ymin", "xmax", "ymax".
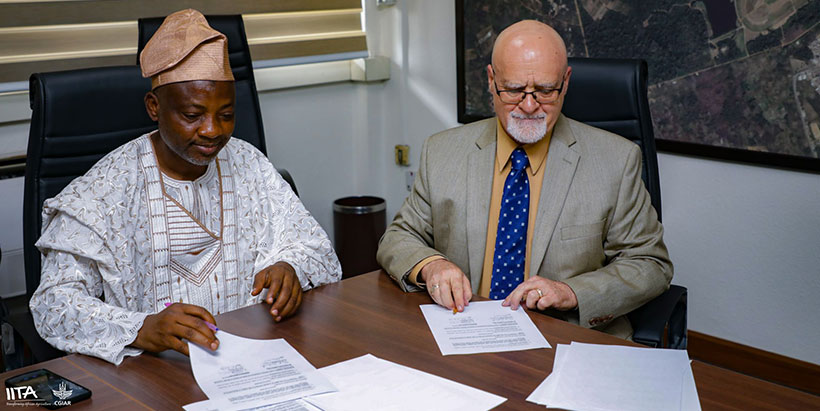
[{"xmin": 164, "ymin": 302, "xmax": 219, "ymax": 332}]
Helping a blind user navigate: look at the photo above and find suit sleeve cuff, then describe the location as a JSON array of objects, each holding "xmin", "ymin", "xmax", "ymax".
[
  {"xmin": 407, "ymin": 255, "xmax": 447, "ymax": 286},
  {"xmin": 561, "ymin": 276, "xmax": 598, "ymax": 328}
]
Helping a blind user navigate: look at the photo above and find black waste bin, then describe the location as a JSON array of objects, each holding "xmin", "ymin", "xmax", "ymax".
[{"xmin": 333, "ymin": 196, "xmax": 386, "ymax": 279}]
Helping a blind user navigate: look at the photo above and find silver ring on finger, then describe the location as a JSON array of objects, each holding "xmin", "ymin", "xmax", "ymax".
[
  {"xmin": 536, "ymin": 289, "xmax": 543, "ymax": 298},
  {"xmin": 431, "ymin": 284, "xmax": 440, "ymax": 291}
]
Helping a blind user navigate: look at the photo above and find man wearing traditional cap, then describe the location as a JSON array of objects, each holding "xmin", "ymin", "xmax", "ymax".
[
  {"xmin": 29, "ymin": 9, "xmax": 341, "ymax": 364},
  {"xmin": 377, "ymin": 20, "xmax": 672, "ymax": 338}
]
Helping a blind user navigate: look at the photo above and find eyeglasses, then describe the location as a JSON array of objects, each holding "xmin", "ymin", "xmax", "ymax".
[{"xmin": 492, "ymin": 77, "xmax": 565, "ymax": 104}]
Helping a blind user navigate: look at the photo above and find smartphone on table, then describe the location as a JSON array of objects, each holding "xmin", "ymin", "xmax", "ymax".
[{"xmin": 5, "ymin": 368, "xmax": 92, "ymax": 409}]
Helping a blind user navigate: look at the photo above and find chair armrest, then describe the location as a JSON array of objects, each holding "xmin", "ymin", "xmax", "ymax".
[
  {"xmin": 2, "ymin": 309, "xmax": 65, "ymax": 368},
  {"xmin": 627, "ymin": 285, "xmax": 688, "ymax": 349},
  {"xmin": 277, "ymin": 168, "xmax": 299, "ymax": 197}
]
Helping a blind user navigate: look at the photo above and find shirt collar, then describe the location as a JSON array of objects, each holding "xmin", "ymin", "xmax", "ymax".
[{"xmin": 495, "ymin": 117, "xmax": 551, "ymax": 175}]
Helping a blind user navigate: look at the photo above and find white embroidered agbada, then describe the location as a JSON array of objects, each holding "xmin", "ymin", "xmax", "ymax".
[{"xmin": 30, "ymin": 133, "xmax": 341, "ymax": 364}]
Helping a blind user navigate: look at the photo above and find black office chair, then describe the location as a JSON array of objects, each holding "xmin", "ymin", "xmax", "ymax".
[{"xmin": 562, "ymin": 58, "xmax": 687, "ymax": 349}]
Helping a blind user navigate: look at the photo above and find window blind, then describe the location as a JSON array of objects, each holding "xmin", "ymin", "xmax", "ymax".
[{"xmin": 0, "ymin": 0, "xmax": 367, "ymax": 83}]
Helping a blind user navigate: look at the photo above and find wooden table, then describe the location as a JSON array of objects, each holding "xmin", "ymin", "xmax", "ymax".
[{"xmin": 3, "ymin": 271, "xmax": 819, "ymax": 410}]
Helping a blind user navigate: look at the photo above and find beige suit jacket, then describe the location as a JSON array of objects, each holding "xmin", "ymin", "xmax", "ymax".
[{"xmin": 376, "ymin": 115, "xmax": 673, "ymax": 338}]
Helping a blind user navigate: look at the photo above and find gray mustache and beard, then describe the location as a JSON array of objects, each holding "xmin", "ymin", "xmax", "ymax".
[{"xmin": 506, "ymin": 111, "xmax": 547, "ymax": 144}]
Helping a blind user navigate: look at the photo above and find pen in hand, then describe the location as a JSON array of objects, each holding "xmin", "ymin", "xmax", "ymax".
[{"xmin": 164, "ymin": 302, "xmax": 219, "ymax": 332}]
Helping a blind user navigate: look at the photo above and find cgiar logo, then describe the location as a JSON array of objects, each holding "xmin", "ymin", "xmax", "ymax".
[{"xmin": 52, "ymin": 381, "xmax": 73, "ymax": 400}]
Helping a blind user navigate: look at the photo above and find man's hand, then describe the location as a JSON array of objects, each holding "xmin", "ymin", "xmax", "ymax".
[
  {"xmin": 420, "ymin": 259, "xmax": 472, "ymax": 312},
  {"xmin": 251, "ymin": 261, "xmax": 302, "ymax": 322},
  {"xmin": 502, "ymin": 276, "xmax": 578, "ymax": 311},
  {"xmin": 132, "ymin": 303, "xmax": 218, "ymax": 356}
]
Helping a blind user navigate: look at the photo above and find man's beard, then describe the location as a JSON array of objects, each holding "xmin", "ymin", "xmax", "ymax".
[{"xmin": 506, "ymin": 111, "xmax": 547, "ymax": 144}]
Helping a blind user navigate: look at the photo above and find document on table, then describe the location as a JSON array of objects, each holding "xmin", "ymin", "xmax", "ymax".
[
  {"xmin": 420, "ymin": 300, "xmax": 550, "ymax": 355},
  {"xmin": 526, "ymin": 342, "xmax": 701, "ymax": 411},
  {"xmin": 304, "ymin": 354, "xmax": 506, "ymax": 411},
  {"xmin": 187, "ymin": 331, "xmax": 336, "ymax": 410},
  {"xmin": 183, "ymin": 398, "xmax": 321, "ymax": 411}
]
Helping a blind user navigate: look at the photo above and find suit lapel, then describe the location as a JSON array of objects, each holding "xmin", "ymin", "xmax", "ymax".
[
  {"xmin": 530, "ymin": 115, "xmax": 580, "ymax": 274},
  {"xmin": 465, "ymin": 120, "xmax": 496, "ymax": 281}
]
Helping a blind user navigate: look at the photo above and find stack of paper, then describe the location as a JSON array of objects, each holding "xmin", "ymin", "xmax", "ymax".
[
  {"xmin": 527, "ymin": 342, "xmax": 701, "ymax": 411},
  {"xmin": 305, "ymin": 354, "xmax": 506, "ymax": 411}
]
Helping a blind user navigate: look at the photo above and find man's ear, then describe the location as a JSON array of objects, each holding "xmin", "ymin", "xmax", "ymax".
[
  {"xmin": 486, "ymin": 64, "xmax": 494, "ymax": 93},
  {"xmin": 563, "ymin": 65, "xmax": 572, "ymax": 93},
  {"xmin": 144, "ymin": 91, "xmax": 160, "ymax": 122}
]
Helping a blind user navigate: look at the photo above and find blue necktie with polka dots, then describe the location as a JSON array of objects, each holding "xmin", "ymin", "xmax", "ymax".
[{"xmin": 490, "ymin": 147, "xmax": 529, "ymax": 300}]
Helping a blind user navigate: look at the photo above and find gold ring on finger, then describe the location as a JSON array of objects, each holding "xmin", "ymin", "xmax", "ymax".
[{"xmin": 536, "ymin": 289, "xmax": 543, "ymax": 298}]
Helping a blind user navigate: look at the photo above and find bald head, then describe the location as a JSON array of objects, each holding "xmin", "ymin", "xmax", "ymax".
[
  {"xmin": 487, "ymin": 20, "xmax": 571, "ymax": 144},
  {"xmin": 492, "ymin": 20, "xmax": 567, "ymax": 73}
]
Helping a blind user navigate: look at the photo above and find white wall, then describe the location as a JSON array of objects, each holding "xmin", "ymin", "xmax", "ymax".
[
  {"xmin": 0, "ymin": 117, "xmax": 29, "ymax": 297},
  {"xmin": 659, "ymin": 153, "xmax": 820, "ymax": 364},
  {"xmin": 258, "ymin": 0, "xmax": 820, "ymax": 365},
  {"xmin": 0, "ymin": 176, "xmax": 25, "ymax": 297},
  {"xmin": 1, "ymin": 0, "xmax": 817, "ymax": 365},
  {"xmin": 259, "ymin": 83, "xmax": 362, "ymax": 235}
]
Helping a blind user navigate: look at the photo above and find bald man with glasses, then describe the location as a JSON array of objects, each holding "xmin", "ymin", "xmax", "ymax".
[{"xmin": 377, "ymin": 20, "xmax": 672, "ymax": 339}]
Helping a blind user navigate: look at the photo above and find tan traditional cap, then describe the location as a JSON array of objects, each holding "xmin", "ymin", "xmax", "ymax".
[{"xmin": 139, "ymin": 9, "xmax": 234, "ymax": 90}]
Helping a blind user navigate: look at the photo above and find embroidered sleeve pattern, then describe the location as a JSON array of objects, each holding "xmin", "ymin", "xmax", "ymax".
[{"xmin": 30, "ymin": 214, "xmax": 149, "ymax": 365}]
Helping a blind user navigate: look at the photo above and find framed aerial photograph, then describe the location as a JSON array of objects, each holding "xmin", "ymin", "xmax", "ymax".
[{"xmin": 456, "ymin": 0, "xmax": 820, "ymax": 172}]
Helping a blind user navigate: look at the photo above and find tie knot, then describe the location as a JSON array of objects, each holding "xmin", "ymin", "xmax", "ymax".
[{"xmin": 510, "ymin": 148, "xmax": 529, "ymax": 172}]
